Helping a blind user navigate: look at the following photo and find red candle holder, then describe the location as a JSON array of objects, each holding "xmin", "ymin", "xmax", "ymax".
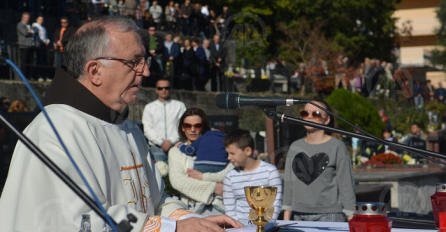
[
  {"xmin": 431, "ymin": 183, "xmax": 446, "ymax": 231},
  {"xmin": 349, "ymin": 202, "xmax": 392, "ymax": 232}
]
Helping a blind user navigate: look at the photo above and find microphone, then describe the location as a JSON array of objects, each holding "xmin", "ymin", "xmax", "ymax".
[{"xmin": 215, "ymin": 92, "xmax": 308, "ymax": 109}]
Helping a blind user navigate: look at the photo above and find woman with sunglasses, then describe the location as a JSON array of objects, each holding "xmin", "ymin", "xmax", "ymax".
[
  {"xmin": 283, "ymin": 100, "xmax": 356, "ymax": 222},
  {"xmin": 168, "ymin": 108, "xmax": 234, "ymax": 216}
]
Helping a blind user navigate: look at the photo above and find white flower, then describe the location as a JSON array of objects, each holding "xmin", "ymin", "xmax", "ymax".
[
  {"xmin": 155, "ymin": 161, "xmax": 169, "ymax": 177},
  {"xmin": 407, "ymin": 158, "xmax": 417, "ymax": 165}
]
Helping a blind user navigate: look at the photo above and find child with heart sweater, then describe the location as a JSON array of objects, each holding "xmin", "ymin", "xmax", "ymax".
[{"xmin": 283, "ymin": 100, "xmax": 356, "ymax": 222}]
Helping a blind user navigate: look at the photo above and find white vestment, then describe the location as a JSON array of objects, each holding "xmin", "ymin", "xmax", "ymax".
[{"xmin": 0, "ymin": 104, "xmax": 192, "ymax": 232}]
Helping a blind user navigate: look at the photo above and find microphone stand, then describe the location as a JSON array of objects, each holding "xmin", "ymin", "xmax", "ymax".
[{"xmin": 258, "ymin": 106, "xmax": 446, "ymax": 161}]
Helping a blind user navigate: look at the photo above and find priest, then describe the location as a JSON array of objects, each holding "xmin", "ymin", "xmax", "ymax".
[{"xmin": 0, "ymin": 16, "xmax": 241, "ymax": 232}]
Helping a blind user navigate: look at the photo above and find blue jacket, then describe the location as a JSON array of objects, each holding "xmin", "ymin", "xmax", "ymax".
[
  {"xmin": 178, "ymin": 130, "xmax": 228, "ymax": 166},
  {"xmin": 164, "ymin": 42, "xmax": 180, "ymax": 60}
]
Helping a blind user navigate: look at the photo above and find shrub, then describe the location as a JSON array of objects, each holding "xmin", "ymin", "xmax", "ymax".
[{"xmin": 325, "ymin": 89, "xmax": 386, "ymax": 137}]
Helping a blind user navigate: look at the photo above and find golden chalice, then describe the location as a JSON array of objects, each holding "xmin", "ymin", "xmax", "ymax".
[{"xmin": 244, "ymin": 186, "xmax": 277, "ymax": 232}]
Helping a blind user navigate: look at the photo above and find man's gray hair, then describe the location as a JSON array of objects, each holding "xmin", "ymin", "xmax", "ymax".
[{"xmin": 64, "ymin": 16, "xmax": 139, "ymax": 79}]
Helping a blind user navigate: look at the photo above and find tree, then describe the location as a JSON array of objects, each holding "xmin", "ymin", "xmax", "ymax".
[
  {"xmin": 210, "ymin": 0, "xmax": 402, "ymax": 64},
  {"xmin": 431, "ymin": 0, "xmax": 446, "ymax": 67}
]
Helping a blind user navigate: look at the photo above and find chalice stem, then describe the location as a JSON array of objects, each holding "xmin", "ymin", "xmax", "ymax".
[{"xmin": 256, "ymin": 226, "xmax": 265, "ymax": 232}]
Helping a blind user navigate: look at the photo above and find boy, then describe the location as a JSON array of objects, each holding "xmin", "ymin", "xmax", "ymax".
[{"xmin": 223, "ymin": 129, "xmax": 283, "ymax": 220}]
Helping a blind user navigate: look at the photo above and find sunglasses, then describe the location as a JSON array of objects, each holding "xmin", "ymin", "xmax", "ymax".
[
  {"xmin": 183, "ymin": 123, "xmax": 203, "ymax": 131},
  {"xmin": 300, "ymin": 110, "xmax": 324, "ymax": 121},
  {"xmin": 157, "ymin": 86, "xmax": 171, "ymax": 90}
]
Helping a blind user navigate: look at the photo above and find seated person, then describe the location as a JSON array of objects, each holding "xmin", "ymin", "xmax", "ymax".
[
  {"xmin": 222, "ymin": 129, "xmax": 282, "ymax": 220},
  {"xmin": 176, "ymin": 129, "xmax": 228, "ymax": 173}
]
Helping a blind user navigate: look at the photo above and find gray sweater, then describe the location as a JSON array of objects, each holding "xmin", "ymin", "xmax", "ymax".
[{"xmin": 282, "ymin": 137, "xmax": 356, "ymax": 216}]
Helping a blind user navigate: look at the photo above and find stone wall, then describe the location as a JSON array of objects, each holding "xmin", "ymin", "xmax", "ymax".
[{"xmin": 0, "ymin": 80, "xmax": 288, "ymax": 131}]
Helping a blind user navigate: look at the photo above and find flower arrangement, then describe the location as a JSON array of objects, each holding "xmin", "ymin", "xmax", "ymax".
[{"xmin": 361, "ymin": 151, "xmax": 403, "ymax": 166}]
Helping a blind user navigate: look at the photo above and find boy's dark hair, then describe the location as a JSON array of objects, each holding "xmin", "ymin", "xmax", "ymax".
[{"xmin": 223, "ymin": 129, "xmax": 254, "ymax": 150}]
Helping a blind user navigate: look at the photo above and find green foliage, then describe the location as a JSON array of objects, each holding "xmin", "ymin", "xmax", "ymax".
[
  {"xmin": 240, "ymin": 108, "xmax": 266, "ymax": 132},
  {"xmin": 163, "ymin": 175, "xmax": 180, "ymax": 197},
  {"xmin": 431, "ymin": 0, "xmax": 446, "ymax": 66},
  {"xmin": 325, "ymin": 89, "xmax": 385, "ymax": 137},
  {"xmin": 371, "ymin": 98, "xmax": 428, "ymax": 135}
]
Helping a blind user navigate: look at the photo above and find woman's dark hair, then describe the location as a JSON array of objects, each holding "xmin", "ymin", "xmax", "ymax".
[
  {"xmin": 311, "ymin": 99, "xmax": 335, "ymax": 135},
  {"xmin": 178, "ymin": 108, "xmax": 211, "ymax": 141}
]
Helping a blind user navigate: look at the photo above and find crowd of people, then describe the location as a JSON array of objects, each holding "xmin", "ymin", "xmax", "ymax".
[
  {"xmin": 0, "ymin": 16, "xmax": 359, "ymax": 231},
  {"xmin": 2, "ymin": 11, "xmax": 446, "ymax": 231}
]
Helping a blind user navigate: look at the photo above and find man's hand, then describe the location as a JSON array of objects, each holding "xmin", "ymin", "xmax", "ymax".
[
  {"xmin": 56, "ymin": 40, "xmax": 62, "ymax": 47},
  {"xmin": 204, "ymin": 215, "xmax": 243, "ymax": 229},
  {"xmin": 150, "ymin": 50, "xmax": 156, "ymax": 56},
  {"xmin": 161, "ymin": 139, "xmax": 172, "ymax": 152},
  {"xmin": 176, "ymin": 215, "xmax": 242, "ymax": 232},
  {"xmin": 169, "ymin": 56, "xmax": 174, "ymax": 61},
  {"xmin": 186, "ymin": 168, "xmax": 203, "ymax": 180},
  {"xmin": 214, "ymin": 182, "xmax": 223, "ymax": 196}
]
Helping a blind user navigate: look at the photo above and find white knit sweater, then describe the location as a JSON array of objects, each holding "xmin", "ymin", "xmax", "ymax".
[{"xmin": 168, "ymin": 147, "xmax": 234, "ymax": 207}]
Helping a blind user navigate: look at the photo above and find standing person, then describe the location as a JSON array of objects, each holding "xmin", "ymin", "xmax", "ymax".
[
  {"xmin": 180, "ymin": 0, "xmax": 193, "ymax": 36},
  {"xmin": 222, "ymin": 129, "xmax": 282, "ymax": 220},
  {"xmin": 165, "ymin": 1, "xmax": 176, "ymax": 32},
  {"xmin": 141, "ymin": 26, "xmax": 165, "ymax": 75},
  {"xmin": 413, "ymin": 80, "xmax": 424, "ymax": 111},
  {"xmin": 123, "ymin": 0, "xmax": 137, "ymax": 18},
  {"xmin": 174, "ymin": 3, "xmax": 182, "ymax": 34},
  {"xmin": 0, "ymin": 16, "xmax": 241, "ymax": 232},
  {"xmin": 209, "ymin": 34, "xmax": 226, "ymax": 91},
  {"xmin": 283, "ymin": 100, "xmax": 356, "ymax": 222},
  {"xmin": 149, "ymin": 0, "xmax": 163, "ymax": 30},
  {"xmin": 191, "ymin": 38, "xmax": 207, "ymax": 91},
  {"xmin": 182, "ymin": 38, "xmax": 195, "ymax": 90},
  {"xmin": 378, "ymin": 108, "xmax": 392, "ymax": 131},
  {"xmin": 202, "ymin": 39, "xmax": 211, "ymax": 89},
  {"xmin": 168, "ymin": 108, "xmax": 235, "ymax": 215},
  {"xmin": 217, "ymin": 6, "xmax": 230, "ymax": 38},
  {"xmin": 435, "ymin": 82, "xmax": 446, "ymax": 104},
  {"xmin": 53, "ymin": 17, "xmax": 76, "ymax": 70},
  {"xmin": 142, "ymin": 78, "xmax": 186, "ymax": 162},
  {"xmin": 142, "ymin": 10, "xmax": 155, "ymax": 29},
  {"xmin": 16, "ymin": 12, "xmax": 35, "ymax": 79},
  {"xmin": 164, "ymin": 33, "xmax": 180, "ymax": 85},
  {"xmin": 424, "ymin": 80, "xmax": 435, "ymax": 103},
  {"xmin": 208, "ymin": 9, "xmax": 217, "ymax": 38},
  {"xmin": 32, "ymin": 15, "xmax": 50, "ymax": 80}
]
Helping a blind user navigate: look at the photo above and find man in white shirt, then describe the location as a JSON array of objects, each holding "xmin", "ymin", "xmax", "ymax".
[
  {"xmin": 142, "ymin": 78, "xmax": 186, "ymax": 162},
  {"xmin": 32, "ymin": 15, "xmax": 50, "ymax": 80}
]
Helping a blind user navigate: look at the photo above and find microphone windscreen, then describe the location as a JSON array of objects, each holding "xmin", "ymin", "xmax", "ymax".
[{"xmin": 215, "ymin": 93, "xmax": 239, "ymax": 109}]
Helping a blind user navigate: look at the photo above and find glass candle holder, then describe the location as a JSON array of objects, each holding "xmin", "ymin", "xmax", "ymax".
[
  {"xmin": 349, "ymin": 202, "xmax": 392, "ymax": 232},
  {"xmin": 431, "ymin": 183, "xmax": 446, "ymax": 231}
]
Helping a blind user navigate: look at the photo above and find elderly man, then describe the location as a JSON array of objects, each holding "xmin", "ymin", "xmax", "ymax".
[
  {"xmin": 16, "ymin": 12, "xmax": 35, "ymax": 79},
  {"xmin": 0, "ymin": 16, "xmax": 240, "ymax": 232}
]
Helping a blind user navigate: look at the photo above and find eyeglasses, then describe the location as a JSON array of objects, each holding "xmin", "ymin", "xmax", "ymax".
[
  {"xmin": 60, "ymin": 21, "xmax": 68, "ymax": 24},
  {"xmin": 183, "ymin": 123, "xmax": 203, "ymax": 131},
  {"xmin": 94, "ymin": 56, "xmax": 151, "ymax": 72},
  {"xmin": 157, "ymin": 86, "xmax": 171, "ymax": 90},
  {"xmin": 300, "ymin": 110, "xmax": 324, "ymax": 121}
]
